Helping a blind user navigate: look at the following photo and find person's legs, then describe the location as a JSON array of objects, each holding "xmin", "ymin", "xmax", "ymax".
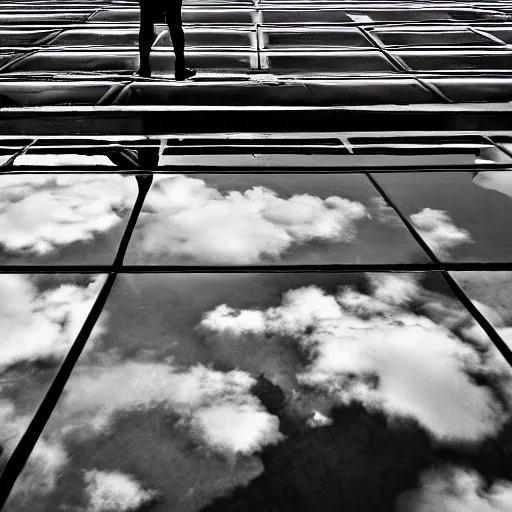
[
  {"xmin": 164, "ymin": 0, "xmax": 185, "ymax": 69},
  {"xmin": 138, "ymin": 2, "xmax": 157, "ymax": 77},
  {"xmin": 164, "ymin": 0, "xmax": 196, "ymax": 79}
]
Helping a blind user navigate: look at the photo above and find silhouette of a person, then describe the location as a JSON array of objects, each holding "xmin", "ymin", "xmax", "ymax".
[{"xmin": 137, "ymin": 1, "xmax": 196, "ymax": 81}]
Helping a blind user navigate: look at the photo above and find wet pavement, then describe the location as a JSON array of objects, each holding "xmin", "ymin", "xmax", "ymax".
[{"xmin": 1, "ymin": 1, "xmax": 512, "ymax": 512}]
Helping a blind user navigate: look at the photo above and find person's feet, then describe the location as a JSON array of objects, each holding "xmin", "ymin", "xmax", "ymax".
[
  {"xmin": 137, "ymin": 63, "xmax": 152, "ymax": 78},
  {"xmin": 175, "ymin": 67, "xmax": 196, "ymax": 81}
]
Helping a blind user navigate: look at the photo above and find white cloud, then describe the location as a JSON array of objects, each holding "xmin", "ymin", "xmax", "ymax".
[
  {"xmin": 11, "ymin": 438, "xmax": 69, "ymax": 499},
  {"xmin": 473, "ymin": 171, "xmax": 512, "ymax": 199},
  {"xmin": 399, "ymin": 466, "xmax": 512, "ymax": 512},
  {"xmin": 7, "ymin": 361, "xmax": 281, "ymax": 504},
  {"xmin": 56, "ymin": 361, "xmax": 283, "ymax": 457},
  {"xmin": 135, "ymin": 175, "xmax": 369, "ymax": 264},
  {"xmin": 368, "ymin": 273, "xmax": 420, "ymax": 306},
  {"xmin": 0, "ymin": 274, "xmax": 106, "ymax": 369},
  {"xmin": 450, "ymin": 270, "xmax": 512, "ymax": 358},
  {"xmin": 410, "ymin": 208, "xmax": 473, "ymax": 257},
  {"xmin": 306, "ymin": 411, "xmax": 333, "ymax": 428},
  {"xmin": 0, "ymin": 174, "xmax": 137, "ymax": 255},
  {"xmin": 1, "ymin": 400, "xmax": 68, "ymax": 500},
  {"xmin": 84, "ymin": 470, "xmax": 158, "ymax": 512},
  {"xmin": 451, "ymin": 271, "xmax": 512, "ymax": 325},
  {"xmin": 200, "ymin": 274, "xmax": 508, "ymax": 442},
  {"xmin": 369, "ymin": 196, "xmax": 402, "ymax": 226}
]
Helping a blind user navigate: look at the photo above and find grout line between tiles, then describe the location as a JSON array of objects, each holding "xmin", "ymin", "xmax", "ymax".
[{"xmin": 0, "ymin": 271, "xmax": 118, "ymax": 510}]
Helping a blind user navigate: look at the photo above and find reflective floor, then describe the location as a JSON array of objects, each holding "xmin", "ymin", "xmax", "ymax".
[
  {"xmin": 1, "ymin": 0, "xmax": 512, "ymax": 105},
  {"xmin": 2, "ymin": 1, "xmax": 512, "ymax": 512}
]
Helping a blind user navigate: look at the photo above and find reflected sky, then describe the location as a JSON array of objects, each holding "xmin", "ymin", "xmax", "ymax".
[
  {"xmin": 0, "ymin": 273, "xmax": 106, "ymax": 480},
  {"xmin": 0, "ymin": 173, "xmax": 138, "ymax": 265},
  {"xmin": 125, "ymin": 173, "xmax": 430, "ymax": 265},
  {"xmin": 451, "ymin": 270, "xmax": 512, "ymax": 352},
  {"xmin": 372, "ymin": 171, "xmax": 512, "ymax": 262},
  {"xmin": 6, "ymin": 272, "xmax": 512, "ymax": 512}
]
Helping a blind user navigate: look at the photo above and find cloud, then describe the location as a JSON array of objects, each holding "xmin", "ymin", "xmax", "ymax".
[
  {"xmin": 369, "ymin": 196, "xmax": 403, "ymax": 226},
  {"xmin": 55, "ymin": 360, "xmax": 283, "ymax": 457},
  {"xmin": 11, "ymin": 438, "xmax": 69, "ymax": 499},
  {"xmin": 473, "ymin": 171, "xmax": 512, "ymax": 199},
  {"xmin": 0, "ymin": 274, "xmax": 106, "ymax": 370},
  {"xmin": 199, "ymin": 274, "xmax": 508, "ymax": 442},
  {"xmin": 0, "ymin": 399, "xmax": 68, "ymax": 500},
  {"xmin": 399, "ymin": 466, "xmax": 512, "ymax": 512},
  {"xmin": 368, "ymin": 273, "xmax": 420, "ymax": 306},
  {"xmin": 452, "ymin": 271, "xmax": 512, "ymax": 325},
  {"xmin": 0, "ymin": 174, "xmax": 137, "ymax": 255},
  {"xmin": 410, "ymin": 208, "xmax": 473, "ymax": 257},
  {"xmin": 135, "ymin": 175, "xmax": 369, "ymax": 264},
  {"xmin": 0, "ymin": 274, "xmax": 106, "ymax": 501},
  {"xmin": 450, "ymin": 270, "xmax": 512, "ymax": 359},
  {"xmin": 306, "ymin": 411, "xmax": 333, "ymax": 428},
  {"xmin": 84, "ymin": 470, "xmax": 158, "ymax": 512}
]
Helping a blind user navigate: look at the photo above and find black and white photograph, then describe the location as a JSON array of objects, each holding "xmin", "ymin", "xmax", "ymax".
[{"xmin": 0, "ymin": 0, "xmax": 512, "ymax": 511}]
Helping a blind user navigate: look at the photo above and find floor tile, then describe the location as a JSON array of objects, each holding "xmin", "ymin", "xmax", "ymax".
[
  {"xmin": 259, "ymin": 27, "xmax": 373, "ymax": 49},
  {"xmin": 425, "ymin": 77, "xmax": 512, "ymax": 102},
  {"xmin": 124, "ymin": 173, "xmax": 430, "ymax": 265},
  {"xmin": 6, "ymin": 271, "xmax": 512, "ymax": 512},
  {"xmin": 0, "ymin": 173, "xmax": 138, "ymax": 265},
  {"xmin": 367, "ymin": 26, "xmax": 503, "ymax": 48},
  {"xmin": 451, "ymin": 270, "xmax": 512, "ymax": 350},
  {"xmin": 0, "ymin": 273, "xmax": 106, "ymax": 477},
  {"xmin": 393, "ymin": 50, "xmax": 512, "ymax": 72},
  {"xmin": 260, "ymin": 8, "xmax": 353, "ymax": 24},
  {"xmin": 305, "ymin": 78, "xmax": 438, "ymax": 105},
  {"xmin": 262, "ymin": 51, "xmax": 398, "ymax": 74},
  {"xmin": 0, "ymin": 81, "xmax": 117, "ymax": 106},
  {"xmin": 372, "ymin": 170, "xmax": 512, "ymax": 262}
]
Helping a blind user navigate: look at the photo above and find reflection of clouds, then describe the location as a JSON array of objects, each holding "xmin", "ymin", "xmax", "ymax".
[
  {"xmin": 453, "ymin": 271, "xmax": 512, "ymax": 324},
  {"xmin": 410, "ymin": 208, "xmax": 473, "ymax": 257},
  {"xmin": 11, "ymin": 437, "xmax": 68, "ymax": 500},
  {"xmin": 473, "ymin": 171, "xmax": 512, "ymax": 199},
  {"xmin": 452, "ymin": 270, "xmax": 512, "ymax": 367},
  {"xmin": 8, "ymin": 360, "xmax": 281, "ymax": 508},
  {"xmin": 0, "ymin": 274, "xmax": 106, "ymax": 369},
  {"xmin": 55, "ymin": 361, "xmax": 283, "ymax": 457},
  {"xmin": 369, "ymin": 196, "xmax": 402, "ymax": 226},
  {"xmin": 399, "ymin": 466, "xmax": 512, "ymax": 512},
  {"xmin": 84, "ymin": 469, "xmax": 158, "ymax": 512},
  {"xmin": 136, "ymin": 175, "xmax": 368, "ymax": 264},
  {"xmin": 0, "ymin": 399, "xmax": 68, "ymax": 499},
  {"xmin": 0, "ymin": 174, "xmax": 137, "ymax": 255},
  {"xmin": 0, "ymin": 274, "xmax": 105, "ymax": 502},
  {"xmin": 368, "ymin": 273, "xmax": 419, "ymax": 306},
  {"xmin": 201, "ymin": 274, "xmax": 508, "ymax": 442}
]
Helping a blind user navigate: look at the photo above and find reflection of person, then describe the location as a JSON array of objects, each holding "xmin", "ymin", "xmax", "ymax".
[{"xmin": 137, "ymin": 1, "xmax": 196, "ymax": 81}]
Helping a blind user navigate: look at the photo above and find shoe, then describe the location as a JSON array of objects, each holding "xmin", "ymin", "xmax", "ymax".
[
  {"xmin": 137, "ymin": 65, "xmax": 152, "ymax": 78},
  {"xmin": 175, "ymin": 67, "xmax": 196, "ymax": 81}
]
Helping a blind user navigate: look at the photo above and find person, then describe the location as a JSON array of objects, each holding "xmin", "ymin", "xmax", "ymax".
[{"xmin": 137, "ymin": 1, "xmax": 196, "ymax": 81}]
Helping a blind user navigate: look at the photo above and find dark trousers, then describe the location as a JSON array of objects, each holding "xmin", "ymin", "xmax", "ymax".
[{"xmin": 138, "ymin": 1, "xmax": 185, "ymax": 69}]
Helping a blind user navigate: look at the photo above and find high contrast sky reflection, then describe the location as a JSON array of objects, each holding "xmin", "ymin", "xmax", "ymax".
[
  {"xmin": 5, "ymin": 272, "xmax": 512, "ymax": 512},
  {"xmin": 2, "ymin": 0, "xmax": 512, "ymax": 508},
  {"xmin": 126, "ymin": 174, "xmax": 429, "ymax": 265}
]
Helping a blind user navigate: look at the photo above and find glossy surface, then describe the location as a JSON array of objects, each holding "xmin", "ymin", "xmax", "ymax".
[
  {"xmin": 5, "ymin": 272, "xmax": 512, "ymax": 512},
  {"xmin": 451, "ymin": 270, "xmax": 512, "ymax": 350},
  {"xmin": 0, "ymin": 173, "xmax": 138, "ymax": 265},
  {"xmin": 0, "ymin": 273, "xmax": 106, "ymax": 476},
  {"xmin": 125, "ymin": 173, "xmax": 429, "ymax": 265},
  {"xmin": 372, "ymin": 171, "xmax": 512, "ymax": 262},
  {"xmin": 2, "ymin": 3, "xmax": 512, "ymax": 512},
  {"xmin": 0, "ymin": 1, "xmax": 512, "ymax": 105}
]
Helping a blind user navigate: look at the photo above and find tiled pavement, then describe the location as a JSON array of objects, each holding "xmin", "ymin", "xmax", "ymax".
[
  {"xmin": 2, "ymin": 0, "xmax": 512, "ymax": 107},
  {"xmin": 2, "ymin": 1, "xmax": 512, "ymax": 512}
]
